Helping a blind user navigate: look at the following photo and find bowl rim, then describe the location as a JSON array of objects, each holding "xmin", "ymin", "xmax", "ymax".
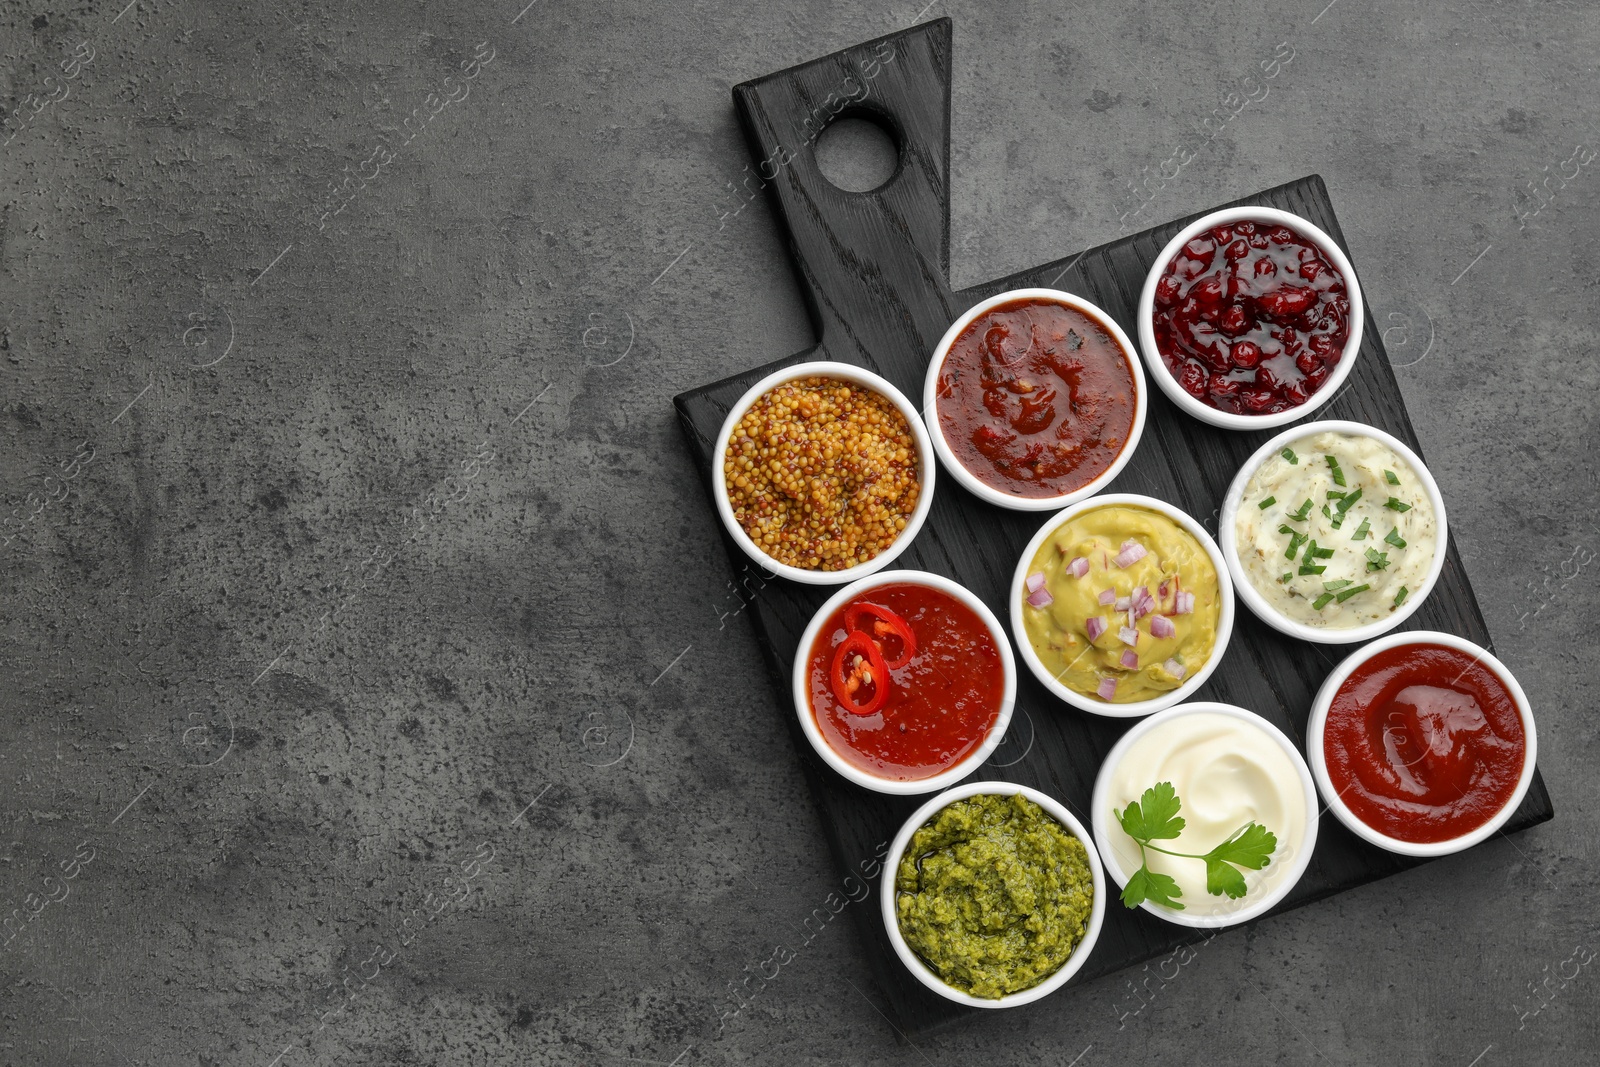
[
  {"xmin": 791, "ymin": 569, "xmax": 1017, "ymax": 794},
  {"xmin": 1009, "ymin": 493, "xmax": 1236, "ymax": 718},
  {"xmin": 1089, "ymin": 701, "xmax": 1321, "ymax": 928},
  {"xmin": 1305, "ymin": 629, "xmax": 1539, "ymax": 858},
  {"xmin": 880, "ymin": 780, "xmax": 1107, "ymax": 1007},
  {"xmin": 921, "ymin": 287, "xmax": 1148, "ymax": 511},
  {"xmin": 1136, "ymin": 206, "xmax": 1365, "ymax": 431},
  {"xmin": 712, "ymin": 360, "xmax": 937, "ymax": 586},
  {"xmin": 1217, "ymin": 418, "xmax": 1449, "ymax": 644}
]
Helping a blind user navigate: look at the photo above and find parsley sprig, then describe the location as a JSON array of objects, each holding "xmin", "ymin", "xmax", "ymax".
[{"xmin": 1114, "ymin": 782, "xmax": 1278, "ymax": 910}]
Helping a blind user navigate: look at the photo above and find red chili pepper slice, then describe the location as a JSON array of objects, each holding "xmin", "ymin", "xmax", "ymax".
[
  {"xmin": 829, "ymin": 631, "xmax": 890, "ymax": 716},
  {"xmin": 843, "ymin": 603, "xmax": 917, "ymax": 669}
]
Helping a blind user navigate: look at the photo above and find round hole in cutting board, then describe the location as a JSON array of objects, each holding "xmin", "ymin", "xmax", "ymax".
[{"xmin": 813, "ymin": 115, "xmax": 899, "ymax": 193}]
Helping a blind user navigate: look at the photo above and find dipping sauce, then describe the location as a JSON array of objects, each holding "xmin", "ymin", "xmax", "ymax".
[
  {"xmin": 723, "ymin": 376, "xmax": 921, "ymax": 571},
  {"xmin": 1021, "ymin": 505, "xmax": 1220, "ymax": 704},
  {"xmin": 807, "ymin": 583, "xmax": 1006, "ymax": 781},
  {"xmin": 1104, "ymin": 711, "xmax": 1308, "ymax": 917},
  {"xmin": 1153, "ymin": 218, "xmax": 1351, "ymax": 415},
  {"xmin": 935, "ymin": 298, "xmax": 1138, "ymax": 499},
  {"xmin": 1234, "ymin": 430, "xmax": 1437, "ymax": 628},
  {"xmin": 1324, "ymin": 643, "xmax": 1527, "ymax": 844},
  {"xmin": 895, "ymin": 793, "xmax": 1094, "ymax": 998}
]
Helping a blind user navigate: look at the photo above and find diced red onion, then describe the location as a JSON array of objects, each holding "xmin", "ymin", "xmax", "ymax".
[
  {"xmin": 1026, "ymin": 587, "xmax": 1054, "ymax": 608},
  {"xmin": 1114, "ymin": 596, "xmax": 1131, "ymax": 611},
  {"xmin": 1150, "ymin": 614, "xmax": 1176, "ymax": 639},
  {"xmin": 1114, "ymin": 540, "xmax": 1147, "ymax": 568},
  {"xmin": 1066, "ymin": 556, "xmax": 1090, "ymax": 579},
  {"xmin": 1084, "ymin": 615, "xmax": 1108, "ymax": 640},
  {"xmin": 1159, "ymin": 580, "xmax": 1170, "ymax": 597},
  {"xmin": 1175, "ymin": 591, "xmax": 1195, "ymax": 615},
  {"xmin": 1118, "ymin": 625, "xmax": 1139, "ymax": 646},
  {"xmin": 1098, "ymin": 588, "xmax": 1117, "ymax": 606},
  {"xmin": 1026, "ymin": 572, "xmax": 1046, "ymax": 593},
  {"xmin": 1097, "ymin": 677, "xmax": 1118, "ymax": 700},
  {"xmin": 1120, "ymin": 650, "xmax": 1139, "ymax": 670},
  {"xmin": 1163, "ymin": 657, "xmax": 1187, "ymax": 681}
]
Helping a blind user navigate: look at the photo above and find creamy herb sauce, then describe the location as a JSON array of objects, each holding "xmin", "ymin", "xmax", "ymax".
[{"xmin": 1234, "ymin": 431, "xmax": 1436, "ymax": 628}]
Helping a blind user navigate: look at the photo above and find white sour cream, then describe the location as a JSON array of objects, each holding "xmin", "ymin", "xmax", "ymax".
[
  {"xmin": 1233, "ymin": 430, "xmax": 1437, "ymax": 628},
  {"xmin": 1104, "ymin": 711, "xmax": 1307, "ymax": 918}
]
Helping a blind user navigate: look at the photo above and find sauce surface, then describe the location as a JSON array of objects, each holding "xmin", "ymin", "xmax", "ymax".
[
  {"xmin": 936, "ymin": 298, "xmax": 1137, "ymax": 498},
  {"xmin": 1153, "ymin": 218, "xmax": 1350, "ymax": 415},
  {"xmin": 1234, "ymin": 430, "xmax": 1437, "ymax": 627},
  {"xmin": 1104, "ymin": 711, "xmax": 1307, "ymax": 914},
  {"xmin": 808, "ymin": 583, "xmax": 1005, "ymax": 781},
  {"xmin": 895, "ymin": 793, "xmax": 1093, "ymax": 998},
  {"xmin": 1021, "ymin": 505, "xmax": 1220, "ymax": 703},
  {"xmin": 1325, "ymin": 643, "xmax": 1526, "ymax": 843}
]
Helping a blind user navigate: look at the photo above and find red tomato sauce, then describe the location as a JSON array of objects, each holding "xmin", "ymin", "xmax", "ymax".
[
  {"xmin": 935, "ymin": 298, "xmax": 1137, "ymax": 499},
  {"xmin": 808, "ymin": 583, "xmax": 1006, "ymax": 781},
  {"xmin": 1324, "ymin": 643, "xmax": 1526, "ymax": 843}
]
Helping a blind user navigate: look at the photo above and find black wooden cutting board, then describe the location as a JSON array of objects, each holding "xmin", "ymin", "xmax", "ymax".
[{"xmin": 673, "ymin": 17, "xmax": 1554, "ymax": 1038}]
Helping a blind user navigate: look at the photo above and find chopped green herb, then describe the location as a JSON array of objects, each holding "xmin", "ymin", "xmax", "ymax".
[
  {"xmin": 1384, "ymin": 497, "xmax": 1412, "ymax": 512},
  {"xmin": 1321, "ymin": 503, "xmax": 1342, "ymax": 530},
  {"xmin": 1351, "ymin": 517, "xmax": 1371, "ymax": 541},
  {"xmin": 1280, "ymin": 572, "xmax": 1293, "ymax": 584},
  {"xmin": 1384, "ymin": 469, "xmax": 1400, "ymax": 485},
  {"xmin": 1313, "ymin": 592, "xmax": 1337, "ymax": 610},
  {"xmin": 1365, "ymin": 547, "xmax": 1391, "ymax": 571},
  {"xmin": 1384, "ymin": 527, "xmax": 1407, "ymax": 549},
  {"xmin": 1326, "ymin": 490, "xmax": 1347, "ymax": 500},
  {"xmin": 1334, "ymin": 583, "xmax": 1371, "ymax": 603},
  {"xmin": 1285, "ymin": 532, "xmax": 1309, "ymax": 559},
  {"xmin": 1322, "ymin": 579, "xmax": 1353, "ymax": 591},
  {"xmin": 1336, "ymin": 487, "xmax": 1364, "ymax": 514},
  {"xmin": 1281, "ymin": 448, "xmax": 1299, "ymax": 465},
  {"xmin": 1258, "ymin": 496, "xmax": 1276, "ymax": 510},
  {"xmin": 1288, "ymin": 499, "xmax": 1314, "ymax": 522},
  {"xmin": 1310, "ymin": 543, "xmax": 1335, "ymax": 560},
  {"xmin": 1299, "ymin": 564, "xmax": 1328, "ymax": 576},
  {"xmin": 1394, "ymin": 586, "xmax": 1409, "ymax": 607},
  {"xmin": 1325, "ymin": 455, "xmax": 1347, "ymax": 487}
]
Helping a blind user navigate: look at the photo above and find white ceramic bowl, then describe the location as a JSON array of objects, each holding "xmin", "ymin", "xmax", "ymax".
[
  {"xmin": 713, "ymin": 360, "xmax": 937, "ymax": 586},
  {"xmin": 1137, "ymin": 206, "xmax": 1364, "ymax": 431},
  {"xmin": 793, "ymin": 570, "xmax": 1015, "ymax": 794},
  {"xmin": 1090, "ymin": 702, "xmax": 1319, "ymax": 928},
  {"xmin": 1218, "ymin": 419, "xmax": 1448, "ymax": 645},
  {"xmin": 1010, "ymin": 493, "xmax": 1235, "ymax": 718},
  {"xmin": 922, "ymin": 288, "xmax": 1147, "ymax": 511},
  {"xmin": 881, "ymin": 780, "xmax": 1106, "ymax": 1007},
  {"xmin": 1306, "ymin": 630, "xmax": 1538, "ymax": 858}
]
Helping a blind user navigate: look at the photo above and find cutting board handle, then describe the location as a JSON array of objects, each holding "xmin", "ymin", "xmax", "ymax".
[{"xmin": 732, "ymin": 18, "xmax": 958, "ymax": 396}]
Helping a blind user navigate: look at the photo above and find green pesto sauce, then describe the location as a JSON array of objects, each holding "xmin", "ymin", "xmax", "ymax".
[{"xmin": 894, "ymin": 793, "xmax": 1094, "ymax": 999}]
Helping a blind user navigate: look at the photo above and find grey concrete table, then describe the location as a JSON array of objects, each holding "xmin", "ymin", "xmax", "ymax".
[{"xmin": 1, "ymin": 1, "xmax": 1594, "ymax": 1065}]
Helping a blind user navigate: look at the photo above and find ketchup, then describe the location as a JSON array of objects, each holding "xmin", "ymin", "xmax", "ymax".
[{"xmin": 1324, "ymin": 643, "xmax": 1526, "ymax": 843}]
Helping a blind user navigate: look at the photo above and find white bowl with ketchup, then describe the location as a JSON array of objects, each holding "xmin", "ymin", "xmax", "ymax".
[
  {"xmin": 792, "ymin": 569, "xmax": 1016, "ymax": 795},
  {"xmin": 1138, "ymin": 207, "xmax": 1364, "ymax": 431},
  {"xmin": 1307, "ymin": 630, "xmax": 1538, "ymax": 858}
]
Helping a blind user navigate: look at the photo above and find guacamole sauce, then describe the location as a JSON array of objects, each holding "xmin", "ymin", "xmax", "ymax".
[
  {"xmin": 1022, "ymin": 504, "xmax": 1221, "ymax": 703},
  {"xmin": 895, "ymin": 793, "xmax": 1093, "ymax": 998}
]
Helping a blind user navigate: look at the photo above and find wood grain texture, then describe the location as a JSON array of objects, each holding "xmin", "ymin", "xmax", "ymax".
[{"xmin": 673, "ymin": 17, "xmax": 1553, "ymax": 1038}]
